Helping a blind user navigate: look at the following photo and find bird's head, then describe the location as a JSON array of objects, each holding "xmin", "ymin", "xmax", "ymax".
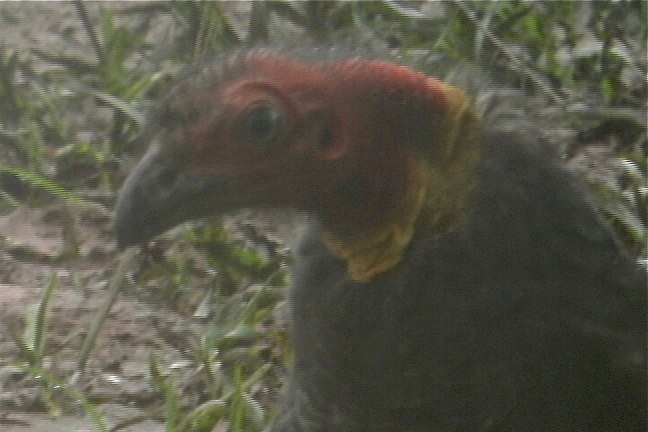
[{"xmin": 115, "ymin": 49, "xmax": 482, "ymax": 281}]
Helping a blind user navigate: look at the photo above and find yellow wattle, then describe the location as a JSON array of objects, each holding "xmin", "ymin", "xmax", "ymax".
[
  {"xmin": 324, "ymin": 81, "xmax": 483, "ymax": 283},
  {"xmin": 323, "ymin": 159, "xmax": 430, "ymax": 282}
]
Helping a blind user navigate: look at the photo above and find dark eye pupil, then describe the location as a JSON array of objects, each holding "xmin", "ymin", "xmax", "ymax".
[{"xmin": 241, "ymin": 105, "xmax": 282, "ymax": 145}]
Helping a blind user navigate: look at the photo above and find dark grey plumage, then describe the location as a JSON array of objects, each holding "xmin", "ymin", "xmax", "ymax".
[{"xmin": 272, "ymin": 130, "xmax": 646, "ymax": 431}]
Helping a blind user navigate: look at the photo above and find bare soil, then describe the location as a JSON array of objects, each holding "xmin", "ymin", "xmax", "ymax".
[{"xmin": 0, "ymin": 3, "xmax": 201, "ymax": 431}]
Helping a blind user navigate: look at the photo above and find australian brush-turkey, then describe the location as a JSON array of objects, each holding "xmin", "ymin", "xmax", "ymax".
[{"xmin": 114, "ymin": 49, "xmax": 646, "ymax": 431}]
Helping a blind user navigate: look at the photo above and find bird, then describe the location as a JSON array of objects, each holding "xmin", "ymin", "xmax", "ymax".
[{"xmin": 114, "ymin": 48, "xmax": 647, "ymax": 432}]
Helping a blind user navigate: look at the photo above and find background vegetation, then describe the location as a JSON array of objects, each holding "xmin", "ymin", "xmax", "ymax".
[{"xmin": 0, "ymin": 1, "xmax": 645, "ymax": 431}]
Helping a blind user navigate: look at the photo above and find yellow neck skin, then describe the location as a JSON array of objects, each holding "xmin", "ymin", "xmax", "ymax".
[{"xmin": 324, "ymin": 83, "xmax": 482, "ymax": 283}]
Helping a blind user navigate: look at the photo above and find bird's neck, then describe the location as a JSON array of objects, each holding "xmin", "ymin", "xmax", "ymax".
[
  {"xmin": 320, "ymin": 83, "xmax": 483, "ymax": 283},
  {"xmin": 322, "ymin": 157, "xmax": 431, "ymax": 282}
]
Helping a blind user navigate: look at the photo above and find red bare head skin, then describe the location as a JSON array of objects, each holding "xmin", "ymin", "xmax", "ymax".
[{"xmin": 115, "ymin": 50, "xmax": 482, "ymax": 280}]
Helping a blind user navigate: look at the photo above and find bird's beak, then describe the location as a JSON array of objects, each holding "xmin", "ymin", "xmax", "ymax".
[{"xmin": 114, "ymin": 143, "xmax": 232, "ymax": 249}]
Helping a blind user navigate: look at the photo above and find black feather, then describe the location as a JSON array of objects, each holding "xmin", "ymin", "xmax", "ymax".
[{"xmin": 272, "ymin": 128, "xmax": 646, "ymax": 432}]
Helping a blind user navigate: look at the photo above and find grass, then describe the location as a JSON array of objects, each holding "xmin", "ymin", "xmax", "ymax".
[{"xmin": 0, "ymin": 1, "xmax": 645, "ymax": 431}]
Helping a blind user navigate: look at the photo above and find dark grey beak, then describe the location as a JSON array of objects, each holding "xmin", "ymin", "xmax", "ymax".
[{"xmin": 114, "ymin": 144, "xmax": 231, "ymax": 248}]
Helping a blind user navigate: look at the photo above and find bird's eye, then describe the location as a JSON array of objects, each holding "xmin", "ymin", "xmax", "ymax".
[{"xmin": 238, "ymin": 104, "xmax": 284, "ymax": 147}]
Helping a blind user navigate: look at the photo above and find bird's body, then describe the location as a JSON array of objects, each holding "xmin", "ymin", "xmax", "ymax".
[
  {"xmin": 276, "ymin": 129, "xmax": 645, "ymax": 432},
  {"xmin": 114, "ymin": 49, "xmax": 646, "ymax": 431}
]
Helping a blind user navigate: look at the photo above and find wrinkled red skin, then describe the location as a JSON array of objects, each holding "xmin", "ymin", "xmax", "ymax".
[{"xmin": 181, "ymin": 54, "xmax": 450, "ymax": 240}]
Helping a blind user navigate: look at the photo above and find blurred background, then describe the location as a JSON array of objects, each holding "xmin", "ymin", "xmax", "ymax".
[{"xmin": 0, "ymin": 2, "xmax": 645, "ymax": 431}]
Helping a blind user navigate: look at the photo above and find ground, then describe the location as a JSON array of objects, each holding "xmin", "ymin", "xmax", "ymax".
[
  {"xmin": 1, "ymin": 3, "xmax": 296, "ymax": 428},
  {"xmin": 0, "ymin": 205, "xmax": 177, "ymax": 432},
  {"xmin": 0, "ymin": 4, "xmax": 210, "ymax": 431},
  {"xmin": 0, "ymin": 3, "xmax": 643, "ymax": 432}
]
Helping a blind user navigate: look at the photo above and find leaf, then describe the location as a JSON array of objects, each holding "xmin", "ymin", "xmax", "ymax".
[
  {"xmin": 184, "ymin": 399, "xmax": 227, "ymax": 432},
  {"xmin": 31, "ymin": 49, "xmax": 98, "ymax": 75},
  {"xmin": 0, "ymin": 165, "xmax": 95, "ymax": 207},
  {"xmin": 92, "ymin": 91, "xmax": 145, "ymax": 126}
]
